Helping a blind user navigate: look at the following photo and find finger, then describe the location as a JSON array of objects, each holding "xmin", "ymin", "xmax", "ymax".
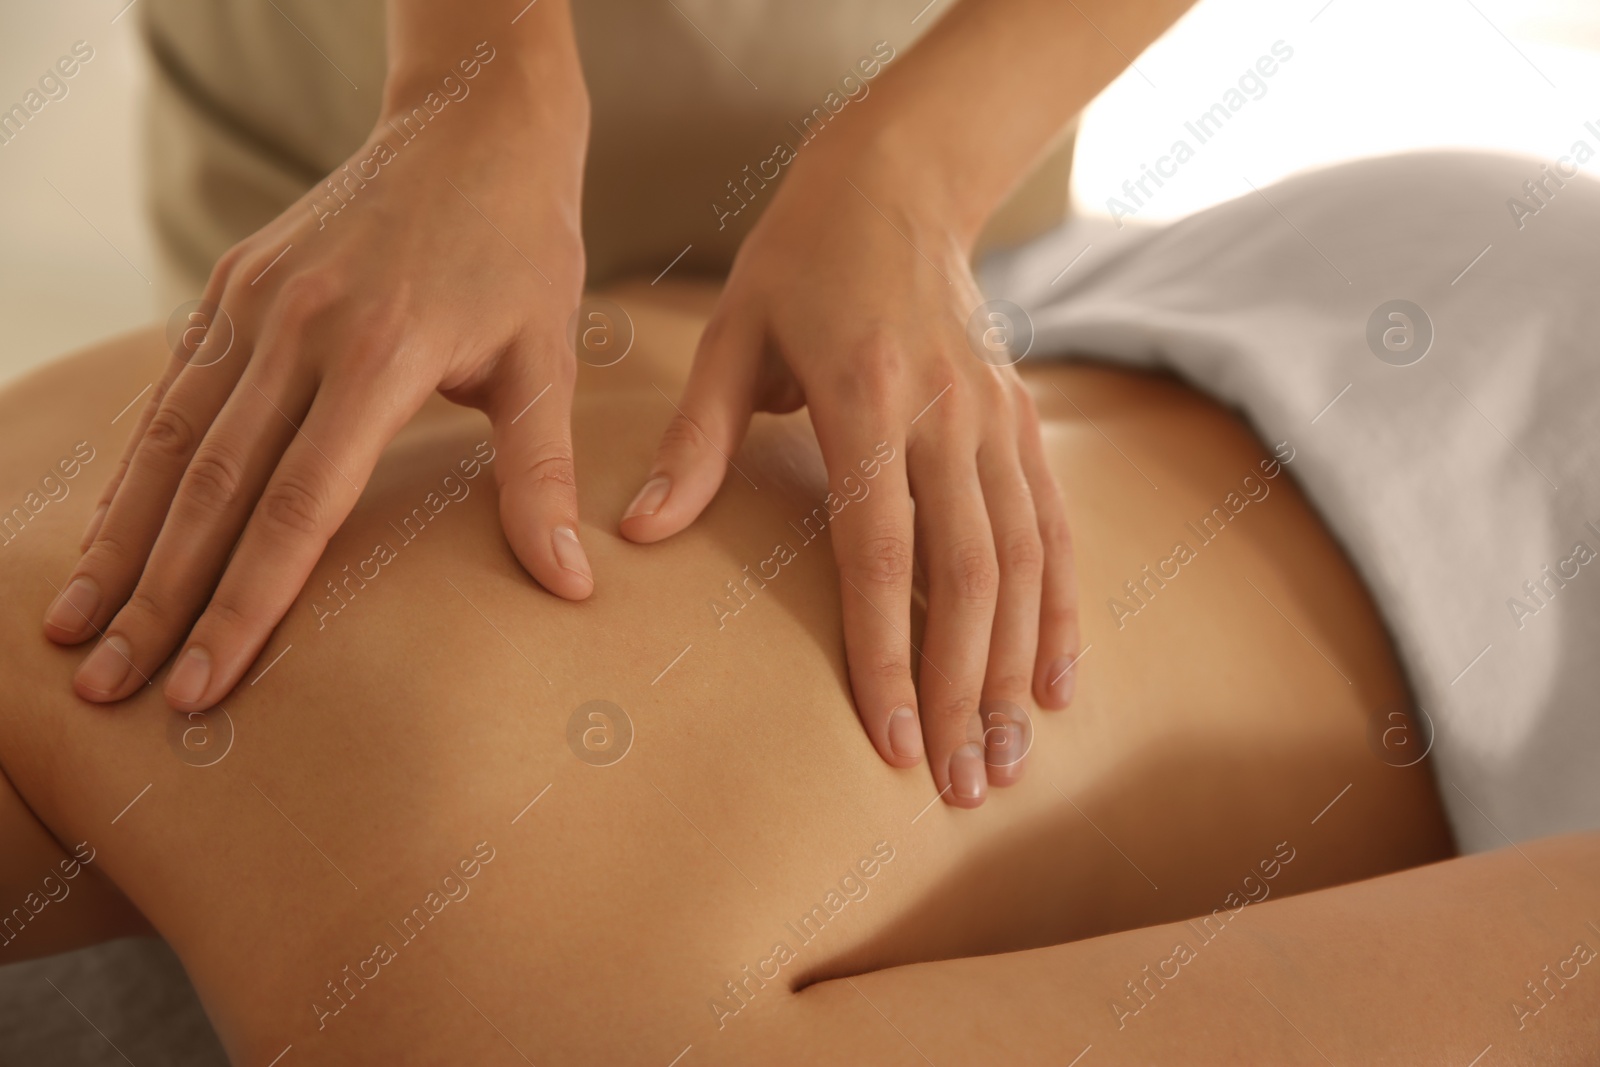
[
  {"xmin": 45, "ymin": 309, "xmax": 251, "ymax": 646},
  {"xmin": 82, "ymin": 251, "xmax": 244, "ymax": 552},
  {"xmin": 908, "ymin": 436, "xmax": 998, "ymax": 809},
  {"xmin": 82, "ymin": 370, "xmax": 175, "ymax": 552},
  {"xmin": 482, "ymin": 344, "xmax": 591, "ymax": 600},
  {"xmin": 158, "ymin": 372, "xmax": 421, "ymax": 710},
  {"xmin": 70, "ymin": 361, "xmax": 307, "ymax": 703},
  {"xmin": 819, "ymin": 427, "xmax": 920, "ymax": 769},
  {"xmin": 975, "ymin": 431, "xmax": 1044, "ymax": 788},
  {"xmin": 619, "ymin": 311, "xmax": 761, "ymax": 544},
  {"xmin": 1016, "ymin": 386, "xmax": 1081, "ymax": 709}
]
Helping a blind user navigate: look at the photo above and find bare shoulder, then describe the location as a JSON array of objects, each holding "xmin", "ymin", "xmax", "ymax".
[
  {"xmin": 0, "ymin": 333, "xmax": 165, "ymax": 957},
  {"xmin": 0, "ymin": 327, "xmax": 162, "ymax": 495},
  {"xmin": 0, "ymin": 330, "xmax": 162, "ymax": 694}
]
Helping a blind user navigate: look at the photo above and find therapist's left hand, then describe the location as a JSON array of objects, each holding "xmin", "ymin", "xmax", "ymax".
[{"xmin": 619, "ymin": 146, "xmax": 1079, "ymax": 808}]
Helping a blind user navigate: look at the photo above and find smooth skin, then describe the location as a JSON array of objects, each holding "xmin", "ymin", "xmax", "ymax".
[
  {"xmin": 1, "ymin": 286, "xmax": 1466, "ymax": 1064},
  {"xmin": 40, "ymin": 0, "xmax": 1199, "ymax": 806},
  {"xmin": 10, "ymin": 292, "xmax": 1598, "ymax": 1063},
  {"xmin": 617, "ymin": 0, "xmax": 1197, "ymax": 803},
  {"xmin": 726, "ymin": 835, "xmax": 1600, "ymax": 1066},
  {"xmin": 43, "ymin": 1, "xmax": 592, "ymax": 711}
]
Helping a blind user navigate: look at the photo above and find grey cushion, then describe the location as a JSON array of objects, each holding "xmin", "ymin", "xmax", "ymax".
[{"xmin": 0, "ymin": 939, "xmax": 226, "ymax": 1065}]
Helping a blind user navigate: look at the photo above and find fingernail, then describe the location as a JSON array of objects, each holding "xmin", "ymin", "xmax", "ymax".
[
  {"xmin": 79, "ymin": 504, "xmax": 107, "ymax": 552},
  {"xmin": 986, "ymin": 721, "xmax": 1026, "ymax": 777},
  {"xmin": 45, "ymin": 577, "xmax": 101, "ymax": 636},
  {"xmin": 552, "ymin": 525, "xmax": 592, "ymax": 581},
  {"xmin": 949, "ymin": 742, "xmax": 987, "ymax": 801},
  {"xmin": 1046, "ymin": 654, "xmax": 1077, "ymax": 705},
  {"xmin": 623, "ymin": 476, "xmax": 671, "ymax": 520},
  {"xmin": 77, "ymin": 635, "xmax": 134, "ymax": 698},
  {"xmin": 887, "ymin": 704, "xmax": 922, "ymax": 760},
  {"xmin": 166, "ymin": 646, "xmax": 212, "ymax": 706}
]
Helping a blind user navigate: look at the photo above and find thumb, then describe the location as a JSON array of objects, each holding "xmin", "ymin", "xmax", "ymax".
[
  {"xmin": 484, "ymin": 346, "xmax": 592, "ymax": 600},
  {"xmin": 619, "ymin": 312, "xmax": 761, "ymax": 544}
]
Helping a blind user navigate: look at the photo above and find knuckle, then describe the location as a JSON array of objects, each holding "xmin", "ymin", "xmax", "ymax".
[
  {"xmin": 258, "ymin": 477, "xmax": 326, "ymax": 538},
  {"xmin": 1042, "ymin": 604, "xmax": 1079, "ymax": 636},
  {"xmin": 998, "ymin": 526, "xmax": 1045, "ymax": 579},
  {"xmin": 853, "ymin": 325, "xmax": 901, "ymax": 366},
  {"xmin": 142, "ymin": 405, "xmax": 199, "ymax": 462},
  {"xmin": 342, "ymin": 336, "xmax": 402, "ymax": 381},
  {"xmin": 940, "ymin": 538, "xmax": 999, "ymax": 601},
  {"xmin": 812, "ymin": 328, "xmax": 903, "ymax": 407},
  {"xmin": 198, "ymin": 595, "xmax": 249, "ymax": 633},
  {"xmin": 849, "ymin": 533, "xmax": 914, "ymax": 588},
  {"xmin": 121, "ymin": 586, "xmax": 171, "ymax": 630},
  {"xmin": 520, "ymin": 450, "xmax": 577, "ymax": 493},
  {"xmin": 927, "ymin": 693, "xmax": 981, "ymax": 734},
  {"xmin": 81, "ymin": 526, "xmax": 134, "ymax": 572},
  {"xmin": 208, "ymin": 242, "xmax": 249, "ymax": 286},
  {"xmin": 853, "ymin": 332, "xmax": 905, "ymax": 397},
  {"xmin": 658, "ymin": 413, "xmax": 709, "ymax": 457},
  {"xmin": 911, "ymin": 376, "xmax": 969, "ymax": 432},
  {"xmin": 274, "ymin": 271, "xmax": 338, "ymax": 323},
  {"xmin": 1038, "ymin": 509, "xmax": 1074, "ymax": 554},
  {"xmin": 181, "ymin": 447, "xmax": 247, "ymax": 516},
  {"xmin": 985, "ymin": 671, "xmax": 1034, "ymax": 701},
  {"xmin": 861, "ymin": 653, "xmax": 914, "ymax": 685}
]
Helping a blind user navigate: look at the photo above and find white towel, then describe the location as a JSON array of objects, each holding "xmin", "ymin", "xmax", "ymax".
[{"xmin": 983, "ymin": 150, "xmax": 1600, "ymax": 853}]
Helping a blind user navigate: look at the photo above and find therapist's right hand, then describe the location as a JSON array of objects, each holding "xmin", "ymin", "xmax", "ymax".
[{"xmin": 43, "ymin": 55, "xmax": 592, "ymax": 711}]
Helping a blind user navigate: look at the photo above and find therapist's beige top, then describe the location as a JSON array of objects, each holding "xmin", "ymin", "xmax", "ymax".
[{"xmin": 142, "ymin": 0, "xmax": 1075, "ymax": 293}]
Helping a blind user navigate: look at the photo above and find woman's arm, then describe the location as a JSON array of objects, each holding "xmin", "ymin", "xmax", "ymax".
[
  {"xmin": 831, "ymin": 0, "xmax": 1201, "ymax": 246},
  {"xmin": 624, "ymin": 0, "xmax": 1202, "ymax": 804},
  {"xmin": 725, "ymin": 833, "xmax": 1600, "ymax": 1065},
  {"xmin": 46, "ymin": 0, "xmax": 595, "ymax": 714}
]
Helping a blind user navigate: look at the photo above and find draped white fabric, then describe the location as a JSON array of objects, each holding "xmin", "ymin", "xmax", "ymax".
[{"xmin": 985, "ymin": 149, "xmax": 1600, "ymax": 852}]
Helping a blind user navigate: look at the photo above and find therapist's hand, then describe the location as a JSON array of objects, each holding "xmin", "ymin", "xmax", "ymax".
[
  {"xmin": 619, "ymin": 147, "xmax": 1080, "ymax": 808},
  {"xmin": 43, "ymin": 45, "xmax": 592, "ymax": 710}
]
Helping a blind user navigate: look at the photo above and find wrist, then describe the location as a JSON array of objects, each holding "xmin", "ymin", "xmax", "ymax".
[
  {"xmin": 787, "ymin": 119, "xmax": 985, "ymax": 257},
  {"xmin": 380, "ymin": 39, "xmax": 589, "ymax": 135}
]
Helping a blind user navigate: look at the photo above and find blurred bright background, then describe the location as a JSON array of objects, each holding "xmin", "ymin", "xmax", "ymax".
[
  {"xmin": 0, "ymin": 0, "xmax": 1597, "ymax": 387},
  {"xmin": 0, "ymin": 0, "xmax": 153, "ymax": 385},
  {"xmin": 0, "ymin": 0, "xmax": 1597, "ymax": 1061}
]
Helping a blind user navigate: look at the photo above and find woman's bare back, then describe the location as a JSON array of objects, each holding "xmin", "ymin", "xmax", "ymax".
[{"xmin": 0, "ymin": 282, "xmax": 1450, "ymax": 1064}]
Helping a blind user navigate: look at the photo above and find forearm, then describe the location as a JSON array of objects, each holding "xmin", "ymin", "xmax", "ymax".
[
  {"xmin": 806, "ymin": 0, "xmax": 1199, "ymax": 249},
  {"xmin": 722, "ymin": 834, "xmax": 1600, "ymax": 1065},
  {"xmin": 382, "ymin": 0, "xmax": 588, "ymax": 136}
]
